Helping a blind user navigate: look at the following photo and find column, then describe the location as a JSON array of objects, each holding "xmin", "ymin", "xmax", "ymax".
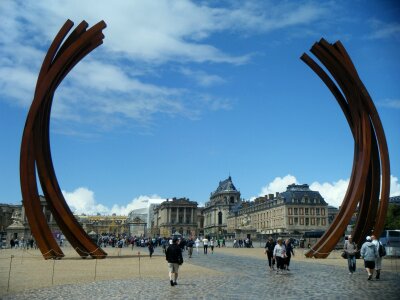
[
  {"xmin": 191, "ymin": 208, "xmax": 194, "ymax": 224},
  {"xmin": 21, "ymin": 206, "xmax": 26, "ymax": 223},
  {"xmin": 183, "ymin": 207, "xmax": 187, "ymax": 224}
]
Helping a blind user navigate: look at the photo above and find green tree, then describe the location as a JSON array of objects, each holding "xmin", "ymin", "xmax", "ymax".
[{"xmin": 385, "ymin": 204, "xmax": 400, "ymax": 229}]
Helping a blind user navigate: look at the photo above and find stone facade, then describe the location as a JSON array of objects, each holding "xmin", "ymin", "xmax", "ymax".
[
  {"xmin": 227, "ymin": 184, "xmax": 329, "ymax": 238},
  {"xmin": 0, "ymin": 203, "xmax": 20, "ymax": 233},
  {"xmin": 127, "ymin": 210, "xmax": 147, "ymax": 237},
  {"xmin": 75, "ymin": 214, "xmax": 129, "ymax": 237},
  {"xmin": 2, "ymin": 196, "xmax": 60, "ymax": 247},
  {"xmin": 203, "ymin": 176, "xmax": 242, "ymax": 237},
  {"xmin": 152, "ymin": 197, "xmax": 199, "ymax": 238}
]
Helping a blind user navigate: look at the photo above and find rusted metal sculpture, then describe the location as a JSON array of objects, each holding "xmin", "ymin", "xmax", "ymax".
[
  {"xmin": 20, "ymin": 24, "xmax": 389, "ymax": 260},
  {"xmin": 301, "ymin": 39, "xmax": 390, "ymax": 258},
  {"xmin": 20, "ymin": 20, "xmax": 108, "ymax": 259}
]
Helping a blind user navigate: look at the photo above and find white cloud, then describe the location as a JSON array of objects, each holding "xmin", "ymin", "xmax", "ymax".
[
  {"xmin": 257, "ymin": 174, "xmax": 400, "ymax": 208},
  {"xmin": 0, "ymin": 0, "xmax": 332, "ymax": 133},
  {"xmin": 310, "ymin": 179, "xmax": 349, "ymax": 208},
  {"xmin": 63, "ymin": 174, "xmax": 400, "ymax": 216},
  {"xmin": 179, "ymin": 67, "xmax": 225, "ymax": 87},
  {"xmin": 390, "ymin": 175, "xmax": 400, "ymax": 196},
  {"xmin": 367, "ymin": 19, "xmax": 400, "ymax": 40},
  {"xmin": 110, "ymin": 196, "xmax": 165, "ymax": 216},
  {"xmin": 63, "ymin": 187, "xmax": 109, "ymax": 215},
  {"xmin": 378, "ymin": 99, "xmax": 400, "ymax": 109},
  {"xmin": 62, "ymin": 187, "xmax": 165, "ymax": 215},
  {"xmin": 0, "ymin": 66, "xmax": 38, "ymax": 107},
  {"xmin": 259, "ymin": 174, "xmax": 299, "ymax": 196}
]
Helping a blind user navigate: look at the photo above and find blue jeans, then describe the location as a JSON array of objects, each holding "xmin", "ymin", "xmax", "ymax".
[{"xmin": 347, "ymin": 255, "xmax": 356, "ymax": 272}]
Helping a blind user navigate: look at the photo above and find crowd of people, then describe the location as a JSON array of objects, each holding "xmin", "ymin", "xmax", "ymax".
[
  {"xmin": 233, "ymin": 238, "xmax": 254, "ymax": 248},
  {"xmin": 6, "ymin": 230, "xmax": 389, "ymax": 285},
  {"xmin": 264, "ymin": 237, "xmax": 295, "ymax": 274},
  {"xmin": 9, "ymin": 236, "xmax": 36, "ymax": 249},
  {"xmin": 344, "ymin": 234, "xmax": 386, "ymax": 280}
]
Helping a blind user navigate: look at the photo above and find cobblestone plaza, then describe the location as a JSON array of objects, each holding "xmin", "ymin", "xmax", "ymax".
[{"xmin": 2, "ymin": 246, "xmax": 400, "ymax": 300}]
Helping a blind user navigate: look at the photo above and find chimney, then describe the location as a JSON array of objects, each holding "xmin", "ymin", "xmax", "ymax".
[
  {"xmin": 276, "ymin": 192, "xmax": 280, "ymax": 197},
  {"xmin": 269, "ymin": 194, "xmax": 274, "ymax": 200}
]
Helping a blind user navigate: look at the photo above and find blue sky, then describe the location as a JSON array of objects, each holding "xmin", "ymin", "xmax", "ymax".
[{"xmin": 0, "ymin": 0, "xmax": 399, "ymax": 214}]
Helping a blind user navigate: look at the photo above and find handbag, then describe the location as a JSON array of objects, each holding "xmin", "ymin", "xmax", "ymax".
[{"xmin": 341, "ymin": 251, "xmax": 348, "ymax": 259}]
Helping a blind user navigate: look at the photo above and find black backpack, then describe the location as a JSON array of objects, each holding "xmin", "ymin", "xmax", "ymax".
[{"xmin": 378, "ymin": 242, "xmax": 386, "ymax": 257}]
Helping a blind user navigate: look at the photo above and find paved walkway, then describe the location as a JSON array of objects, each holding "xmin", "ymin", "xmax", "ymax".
[{"xmin": 3, "ymin": 248, "xmax": 400, "ymax": 299}]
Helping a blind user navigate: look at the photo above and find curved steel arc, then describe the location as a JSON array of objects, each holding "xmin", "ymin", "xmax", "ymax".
[
  {"xmin": 20, "ymin": 28, "xmax": 390, "ymax": 260},
  {"xmin": 20, "ymin": 20, "xmax": 107, "ymax": 259},
  {"xmin": 300, "ymin": 39, "xmax": 390, "ymax": 258}
]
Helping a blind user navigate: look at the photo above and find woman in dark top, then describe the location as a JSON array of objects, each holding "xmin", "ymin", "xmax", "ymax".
[
  {"xmin": 284, "ymin": 239, "xmax": 295, "ymax": 271},
  {"xmin": 264, "ymin": 237, "xmax": 276, "ymax": 270}
]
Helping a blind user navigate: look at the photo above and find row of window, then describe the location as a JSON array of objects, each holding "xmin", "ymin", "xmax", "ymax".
[
  {"xmin": 291, "ymin": 197, "xmax": 321, "ymax": 204},
  {"xmin": 251, "ymin": 208, "xmax": 284, "ymax": 221},
  {"xmin": 253, "ymin": 217, "xmax": 327, "ymax": 229},
  {"xmin": 288, "ymin": 207, "xmax": 325, "ymax": 216},
  {"xmin": 255, "ymin": 219, "xmax": 284, "ymax": 229},
  {"xmin": 288, "ymin": 217, "xmax": 326, "ymax": 226}
]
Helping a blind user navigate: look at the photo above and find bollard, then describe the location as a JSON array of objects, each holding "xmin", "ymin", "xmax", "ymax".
[
  {"xmin": 7, "ymin": 255, "xmax": 14, "ymax": 292},
  {"xmin": 94, "ymin": 259, "xmax": 98, "ymax": 281},
  {"xmin": 138, "ymin": 251, "xmax": 141, "ymax": 277},
  {"xmin": 51, "ymin": 259, "xmax": 56, "ymax": 285},
  {"xmin": 20, "ymin": 248, "xmax": 24, "ymax": 264}
]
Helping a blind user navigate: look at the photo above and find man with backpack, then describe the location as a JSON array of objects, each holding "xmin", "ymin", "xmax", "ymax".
[
  {"xmin": 371, "ymin": 234, "xmax": 385, "ymax": 280},
  {"xmin": 166, "ymin": 238, "xmax": 183, "ymax": 286}
]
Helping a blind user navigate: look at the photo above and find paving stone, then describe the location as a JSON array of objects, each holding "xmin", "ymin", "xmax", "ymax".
[{"xmin": 3, "ymin": 248, "xmax": 400, "ymax": 299}]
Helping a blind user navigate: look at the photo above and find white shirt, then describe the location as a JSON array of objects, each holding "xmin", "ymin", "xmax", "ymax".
[{"xmin": 273, "ymin": 243, "xmax": 286, "ymax": 258}]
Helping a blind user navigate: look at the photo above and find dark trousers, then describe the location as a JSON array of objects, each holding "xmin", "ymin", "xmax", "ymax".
[
  {"xmin": 267, "ymin": 253, "xmax": 274, "ymax": 268},
  {"xmin": 285, "ymin": 255, "xmax": 291, "ymax": 268},
  {"xmin": 204, "ymin": 245, "xmax": 208, "ymax": 254},
  {"xmin": 276, "ymin": 256, "xmax": 285, "ymax": 270}
]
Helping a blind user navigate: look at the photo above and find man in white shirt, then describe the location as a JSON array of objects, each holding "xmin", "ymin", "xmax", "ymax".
[{"xmin": 202, "ymin": 237, "xmax": 209, "ymax": 254}]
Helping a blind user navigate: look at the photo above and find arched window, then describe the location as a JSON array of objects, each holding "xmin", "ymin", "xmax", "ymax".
[{"xmin": 218, "ymin": 211, "xmax": 223, "ymax": 225}]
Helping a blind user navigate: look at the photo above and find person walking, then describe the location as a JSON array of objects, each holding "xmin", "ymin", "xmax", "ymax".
[
  {"xmin": 202, "ymin": 237, "xmax": 209, "ymax": 254},
  {"xmin": 264, "ymin": 237, "xmax": 276, "ymax": 271},
  {"xmin": 147, "ymin": 239, "xmax": 154, "ymax": 258},
  {"xmin": 195, "ymin": 237, "xmax": 200, "ymax": 255},
  {"xmin": 273, "ymin": 238, "xmax": 286, "ymax": 274},
  {"xmin": 284, "ymin": 239, "xmax": 294, "ymax": 271},
  {"xmin": 371, "ymin": 235, "xmax": 383, "ymax": 279},
  {"xmin": 165, "ymin": 238, "xmax": 183, "ymax": 286},
  {"xmin": 210, "ymin": 238, "xmax": 215, "ymax": 254},
  {"xmin": 360, "ymin": 236, "xmax": 378, "ymax": 280},
  {"xmin": 343, "ymin": 235, "xmax": 358, "ymax": 274},
  {"xmin": 187, "ymin": 238, "xmax": 194, "ymax": 258}
]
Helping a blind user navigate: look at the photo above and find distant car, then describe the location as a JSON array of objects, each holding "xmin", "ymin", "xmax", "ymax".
[{"xmin": 380, "ymin": 230, "xmax": 400, "ymax": 247}]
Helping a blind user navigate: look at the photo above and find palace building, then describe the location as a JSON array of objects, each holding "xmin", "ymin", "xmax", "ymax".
[
  {"xmin": 151, "ymin": 197, "xmax": 199, "ymax": 238},
  {"xmin": 227, "ymin": 183, "xmax": 329, "ymax": 238},
  {"xmin": 203, "ymin": 176, "xmax": 242, "ymax": 237}
]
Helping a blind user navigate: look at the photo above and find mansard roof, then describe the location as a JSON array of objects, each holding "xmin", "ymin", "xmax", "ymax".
[
  {"xmin": 279, "ymin": 184, "xmax": 327, "ymax": 205},
  {"xmin": 211, "ymin": 176, "xmax": 238, "ymax": 196}
]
